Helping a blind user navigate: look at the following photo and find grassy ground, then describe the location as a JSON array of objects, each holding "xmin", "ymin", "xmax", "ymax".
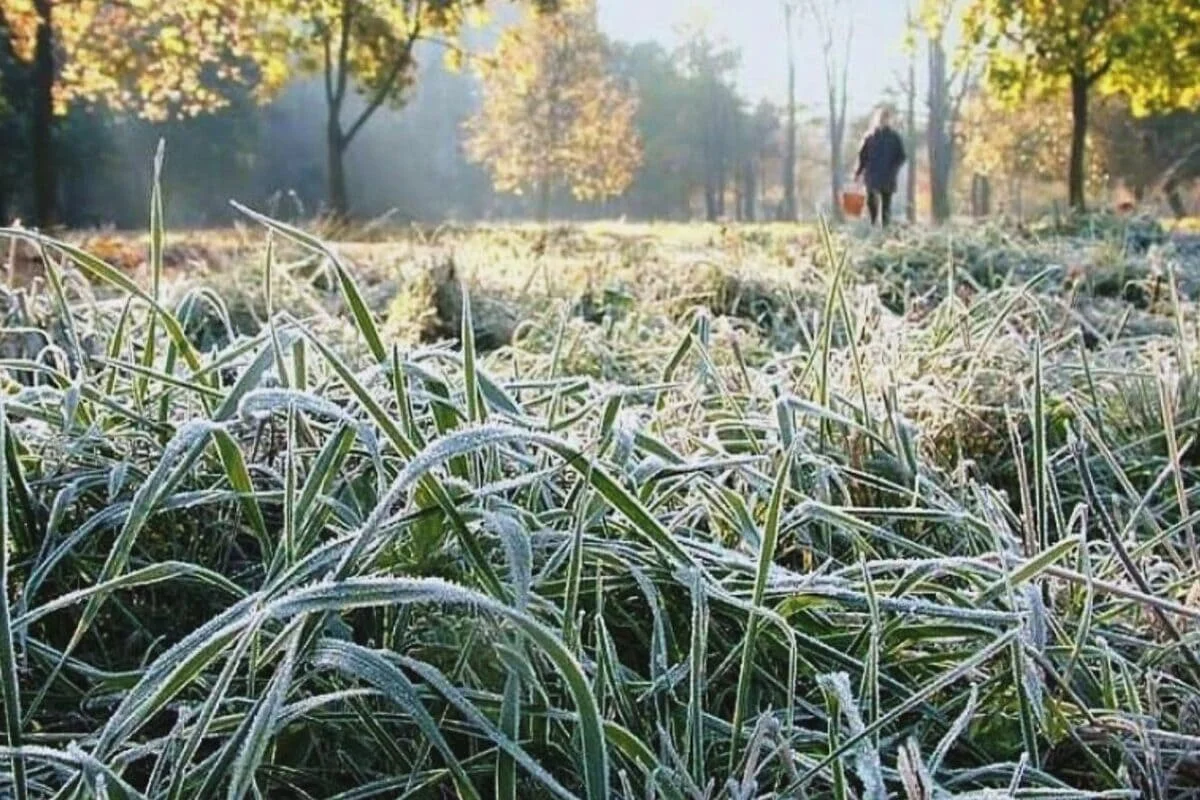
[{"xmin": 1, "ymin": 203, "xmax": 1199, "ymax": 799}]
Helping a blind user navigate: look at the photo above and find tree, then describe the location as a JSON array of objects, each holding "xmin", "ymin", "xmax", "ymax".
[
  {"xmin": 0, "ymin": 0, "xmax": 279, "ymax": 227},
  {"xmin": 916, "ymin": 0, "xmax": 974, "ymax": 223},
  {"xmin": 608, "ymin": 41, "xmax": 693, "ymax": 219},
  {"xmin": 740, "ymin": 101, "xmax": 781, "ymax": 221},
  {"xmin": 268, "ymin": 0, "xmax": 550, "ymax": 219},
  {"xmin": 1093, "ymin": 101, "xmax": 1200, "ymax": 216},
  {"xmin": 609, "ymin": 38, "xmax": 774, "ymax": 222},
  {"xmin": 676, "ymin": 21, "xmax": 741, "ymax": 221},
  {"xmin": 0, "ymin": 43, "xmax": 30, "ymax": 223},
  {"xmin": 964, "ymin": 0, "xmax": 1200, "ymax": 211},
  {"xmin": 896, "ymin": 2, "xmax": 919, "ymax": 223},
  {"xmin": 464, "ymin": 0, "xmax": 640, "ymax": 222},
  {"xmin": 806, "ymin": 0, "xmax": 852, "ymax": 223},
  {"xmin": 780, "ymin": 0, "xmax": 800, "ymax": 221},
  {"xmin": 960, "ymin": 85, "xmax": 1108, "ymax": 217}
]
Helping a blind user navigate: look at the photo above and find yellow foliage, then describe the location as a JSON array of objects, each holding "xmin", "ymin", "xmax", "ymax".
[
  {"xmin": 463, "ymin": 0, "xmax": 642, "ymax": 207},
  {"xmin": 2, "ymin": 0, "xmax": 290, "ymax": 120},
  {"xmin": 963, "ymin": 0, "xmax": 1200, "ymax": 112},
  {"xmin": 0, "ymin": 0, "xmax": 513, "ymax": 125},
  {"xmin": 264, "ymin": 0, "xmax": 480, "ymax": 115},
  {"xmin": 960, "ymin": 88, "xmax": 1108, "ymax": 192}
]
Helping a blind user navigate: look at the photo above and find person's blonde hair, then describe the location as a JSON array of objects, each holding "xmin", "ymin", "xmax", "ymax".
[{"xmin": 874, "ymin": 105, "xmax": 894, "ymax": 128}]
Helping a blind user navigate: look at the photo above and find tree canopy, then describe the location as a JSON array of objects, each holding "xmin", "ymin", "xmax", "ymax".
[
  {"xmin": 0, "ymin": 0, "xmax": 277, "ymax": 224},
  {"xmin": 268, "ymin": 0, "xmax": 558, "ymax": 216},
  {"xmin": 0, "ymin": 0, "xmax": 561, "ymax": 223},
  {"xmin": 964, "ymin": 0, "xmax": 1200, "ymax": 209},
  {"xmin": 0, "ymin": 0, "xmax": 280, "ymax": 120},
  {"xmin": 464, "ymin": 0, "xmax": 641, "ymax": 220}
]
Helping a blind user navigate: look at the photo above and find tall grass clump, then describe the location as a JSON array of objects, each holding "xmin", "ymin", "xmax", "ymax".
[{"xmin": 1, "ymin": 161, "xmax": 1199, "ymax": 799}]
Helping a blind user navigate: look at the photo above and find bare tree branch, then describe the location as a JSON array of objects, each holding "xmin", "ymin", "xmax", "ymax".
[
  {"xmin": 342, "ymin": 0, "xmax": 424, "ymax": 149},
  {"xmin": 333, "ymin": 0, "xmax": 356, "ymax": 106},
  {"xmin": 1156, "ymin": 142, "xmax": 1200, "ymax": 190},
  {"xmin": 322, "ymin": 28, "xmax": 335, "ymax": 107}
]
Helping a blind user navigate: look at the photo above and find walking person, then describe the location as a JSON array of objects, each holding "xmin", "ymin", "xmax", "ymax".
[{"xmin": 854, "ymin": 106, "xmax": 907, "ymax": 227}]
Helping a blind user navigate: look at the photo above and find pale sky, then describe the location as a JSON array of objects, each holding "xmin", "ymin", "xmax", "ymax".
[{"xmin": 597, "ymin": 0, "xmax": 920, "ymax": 117}]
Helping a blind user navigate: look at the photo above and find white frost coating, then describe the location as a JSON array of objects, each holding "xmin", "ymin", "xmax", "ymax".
[
  {"xmin": 236, "ymin": 387, "xmax": 378, "ymax": 453},
  {"xmin": 929, "ymin": 685, "xmax": 978, "ymax": 775},
  {"xmin": 158, "ymin": 420, "xmax": 225, "ymax": 472},
  {"xmin": 1021, "ymin": 583, "xmax": 1048, "ymax": 654},
  {"xmin": 631, "ymin": 455, "xmax": 665, "ymax": 484},
  {"xmin": 610, "ymin": 423, "xmax": 636, "ymax": 470},
  {"xmin": 486, "ymin": 509, "xmax": 532, "ymax": 611},
  {"xmin": 818, "ymin": 671, "xmax": 886, "ymax": 800},
  {"xmin": 1017, "ymin": 585, "xmax": 1046, "ymax": 724},
  {"xmin": 337, "ymin": 424, "xmax": 543, "ymax": 572},
  {"xmin": 897, "ymin": 738, "xmax": 936, "ymax": 800},
  {"xmin": 237, "ymin": 388, "xmax": 349, "ymax": 423},
  {"xmin": 610, "ymin": 407, "xmax": 648, "ymax": 469}
]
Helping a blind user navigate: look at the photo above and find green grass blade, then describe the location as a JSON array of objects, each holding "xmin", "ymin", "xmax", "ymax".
[
  {"xmin": 0, "ymin": 407, "xmax": 28, "ymax": 800},
  {"xmin": 225, "ymin": 625, "xmax": 302, "ymax": 800},
  {"xmin": 231, "ymin": 202, "xmax": 387, "ymax": 363},
  {"xmin": 461, "ymin": 284, "xmax": 486, "ymax": 425},
  {"xmin": 212, "ymin": 430, "xmax": 270, "ymax": 560},
  {"xmin": 729, "ymin": 445, "xmax": 792, "ymax": 773},
  {"xmin": 311, "ymin": 639, "xmax": 485, "ymax": 800},
  {"xmin": 497, "ymin": 669, "xmax": 520, "ymax": 800},
  {"xmin": 268, "ymin": 578, "xmax": 608, "ymax": 800},
  {"xmin": 789, "ymin": 629, "xmax": 1019, "ymax": 793}
]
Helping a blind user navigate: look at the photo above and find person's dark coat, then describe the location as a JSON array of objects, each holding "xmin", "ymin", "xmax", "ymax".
[{"xmin": 856, "ymin": 125, "xmax": 907, "ymax": 193}]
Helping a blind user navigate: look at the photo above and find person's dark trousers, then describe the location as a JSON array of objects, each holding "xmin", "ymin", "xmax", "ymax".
[{"xmin": 867, "ymin": 189, "xmax": 893, "ymax": 227}]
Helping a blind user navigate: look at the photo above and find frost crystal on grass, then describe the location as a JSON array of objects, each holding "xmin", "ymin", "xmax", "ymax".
[
  {"xmin": 487, "ymin": 509, "xmax": 532, "ymax": 610},
  {"xmin": 1021, "ymin": 583, "xmax": 1048, "ymax": 654},
  {"xmin": 235, "ymin": 387, "xmax": 378, "ymax": 454},
  {"xmin": 12, "ymin": 217, "xmax": 1200, "ymax": 800},
  {"xmin": 818, "ymin": 671, "xmax": 886, "ymax": 800}
]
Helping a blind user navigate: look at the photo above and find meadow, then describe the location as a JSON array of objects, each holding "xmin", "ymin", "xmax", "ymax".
[{"xmin": 2, "ymin": 195, "xmax": 1200, "ymax": 799}]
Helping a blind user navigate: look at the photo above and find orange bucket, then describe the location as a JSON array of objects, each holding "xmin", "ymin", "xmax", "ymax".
[{"xmin": 841, "ymin": 188, "xmax": 865, "ymax": 218}]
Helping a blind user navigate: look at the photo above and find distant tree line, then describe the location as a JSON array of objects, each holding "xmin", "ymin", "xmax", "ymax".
[
  {"xmin": 0, "ymin": 0, "xmax": 796, "ymax": 228},
  {"xmin": 0, "ymin": 0, "xmax": 1197, "ymax": 229},
  {"xmin": 962, "ymin": 0, "xmax": 1200, "ymax": 213}
]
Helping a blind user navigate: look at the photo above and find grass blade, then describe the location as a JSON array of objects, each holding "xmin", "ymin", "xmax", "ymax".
[{"xmin": 0, "ymin": 407, "xmax": 28, "ymax": 800}]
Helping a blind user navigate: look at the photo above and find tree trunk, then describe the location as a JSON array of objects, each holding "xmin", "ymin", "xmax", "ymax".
[
  {"xmin": 930, "ymin": 155, "xmax": 952, "ymax": 223},
  {"xmin": 717, "ymin": 106, "xmax": 729, "ymax": 220},
  {"xmin": 326, "ymin": 110, "xmax": 349, "ymax": 219},
  {"xmin": 905, "ymin": 55, "xmax": 917, "ymax": 223},
  {"xmin": 716, "ymin": 158, "xmax": 727, "ymax": 219},
  {"xmin": 829, "ymin": 133, "xmax": 844, "ymax": 223},
  {"xmin": 782, "ymin": 4, "xmax": 797, "ymax": 222},
  {"xmin": 970, "ymin": 174, "xmax": 992, "ymax": 218},
  {"xmin": 1068, "ymin": 73, "xmax": 1089, "ymax": 212},
  {"xmin": 702, "ymin": 84, "xmax": 719, "ymax": 222},
  {"xmin": 730, "ymin": 107, "xmax": 742, "ymax": 221},
  {"xmin": 825, "ymin": 38, "xmax": 849, "ymax": 224},
  {"xmin": 927, "ymin": 38, "xmax": 953, "ymax": 224},
  {"xmin": 704, "ymin": 179, "xmax": 718, "ymax": 222},
  {"xmin": 32, "ymin": 0, "xmax": 56, "ymax": 228},
  {"xmin": 743, "ymin": 162, "xmax": 756, "ymax": 221},
  {"xmin": 1164, "ymin": 178, "xmax": 1186, "ymax": 219},
  {"xmin": 759, "ymin": 161, "xmax": 768, "ymax": 218},
  {"xmin": 825, "ymin": 97, "xmax": 844, "ymax": 223},
  {"xmin": 733, "ymin": 164, "xmax": 744, "ymax": 222},
  {"xmin": 537, "ymin": 176, "xmax": 551, "ymax": 223}
]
